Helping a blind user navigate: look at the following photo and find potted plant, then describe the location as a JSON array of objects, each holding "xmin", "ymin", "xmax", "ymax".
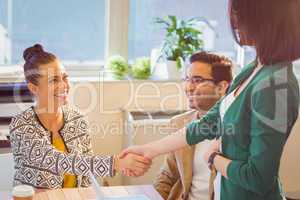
[
  {"xmin": 155, "ymin": 15, "xmax": 204, "ymax": 79},
  {"xmin": 131, "ymin": 57, "xmax": 151, "ymax": 79},
  {"xmin": 107, "ymin": 55, "xmax": 129, "ymax": 79}
]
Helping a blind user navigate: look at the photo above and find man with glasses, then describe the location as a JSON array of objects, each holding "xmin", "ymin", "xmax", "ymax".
[{"xmin": 154, "ymin": 51, "xmax": 233, "ymax": 200}]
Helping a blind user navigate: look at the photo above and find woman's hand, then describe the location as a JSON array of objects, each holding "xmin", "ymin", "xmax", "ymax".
[
  {"xmin": 203, "ymin": 139, "xmax": 231, "ymax": 178},
  {"xmin": 114, "ymin": 153, "xmax": 152, "ymax": 177},
  {"xmin": 117, "ymin": 145, "xmax": 155, "ymax": 177},
  {"xmin": 203, "ymin": 139, "xmax": 221, "ymax": 164}
]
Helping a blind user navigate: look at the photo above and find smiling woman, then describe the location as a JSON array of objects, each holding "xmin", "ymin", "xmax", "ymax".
[
  {"xmin": 9, "ymin": 44, "xmax": 152, "ymax": 189},
  {"xmin": 23, "ymin": 44, "xmax": 70, "ymax": 111}
]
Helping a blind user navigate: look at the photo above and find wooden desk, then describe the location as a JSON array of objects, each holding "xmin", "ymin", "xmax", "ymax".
[
  {"xmin": 0, "ymin": 185, "xmax": 163, "ymax": 200},
  {"xmin": 286, "ymin": 191, "xmax": 300, "ymax": 200}
]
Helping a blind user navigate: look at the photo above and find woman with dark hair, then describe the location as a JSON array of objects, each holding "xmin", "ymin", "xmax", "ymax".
[
  {"xmin": 9, "ymin": 44, "xmax": 151, "ymax": 189},
  {"xmin": 121, "ymin": 0, "xmax": 300, "ymax": 199}
]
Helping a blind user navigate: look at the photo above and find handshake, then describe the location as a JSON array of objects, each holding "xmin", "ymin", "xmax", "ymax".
[
  {"xmin": 113, "ymin": 138, "xmax": 222, "ymax": 177},
  {"xmin": 113, "ymin": 145, "xmax": 155, "ymax": 177}
]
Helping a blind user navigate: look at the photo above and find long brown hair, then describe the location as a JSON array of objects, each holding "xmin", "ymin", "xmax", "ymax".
[{"xmin": 229, "ymin": 0, "xmax": 300, "ymax": 65}]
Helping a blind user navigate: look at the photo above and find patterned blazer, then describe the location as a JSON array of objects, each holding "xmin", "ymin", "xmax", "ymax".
[{"xmin": 9, "ymin": 105, "xmax": 114, "ymax": 189}]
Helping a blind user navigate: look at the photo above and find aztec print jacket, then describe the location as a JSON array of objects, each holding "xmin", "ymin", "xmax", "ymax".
[{"xmin": 9, "ymin": 105, "xmax": 114, "ymax": 189}]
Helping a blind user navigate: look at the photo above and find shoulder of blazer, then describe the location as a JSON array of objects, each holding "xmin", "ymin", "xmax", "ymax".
[
  {"xmin": 228, "ymin": 61, "xmax": 257, "ymax": 93},
  {"xmin": 9, "ymin": 107, "xmax": 36, "ymax": 133},
  {"xmin": 251, "ymin": 62, "xmax": 294, "ymax": 87}
]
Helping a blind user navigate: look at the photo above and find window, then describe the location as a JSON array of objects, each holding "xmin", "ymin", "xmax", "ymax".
[
  {"xmin": 128, "ymin": 0, "xmax": 236, "ymax": 60},
  {"xmin": 0, "ymin": 0, "xmax": 257, "ymax": 74},
  {"xmin": 0, "ymin": 0, "xmax": 106, "ymax": 65}
]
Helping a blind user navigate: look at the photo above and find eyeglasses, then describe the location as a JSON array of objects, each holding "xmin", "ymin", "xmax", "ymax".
[{"xmin": 183, "ymin": 76, "xmax": 216, "ymax": 84}]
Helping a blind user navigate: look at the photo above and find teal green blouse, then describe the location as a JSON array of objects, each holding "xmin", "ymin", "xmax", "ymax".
[{"xmin": 186, "ymin": 61, "xmax": 299, "ymax": 200}]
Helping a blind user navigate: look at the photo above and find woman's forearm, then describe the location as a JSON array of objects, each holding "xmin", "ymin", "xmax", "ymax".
[
  {"xmin": 120, "ymin": 127, "xmax": 189, "ymax": 160},
  {"xmin": 144, "ymin": 127, "xmax": 189, "ymax": 158}
]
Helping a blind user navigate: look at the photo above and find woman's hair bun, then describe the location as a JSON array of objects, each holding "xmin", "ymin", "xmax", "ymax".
[{"xmin": 23, "ymin": 44, "xmax": 44, "ymax": 62}]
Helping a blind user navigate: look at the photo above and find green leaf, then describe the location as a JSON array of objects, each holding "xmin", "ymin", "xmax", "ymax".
[
  {"xmin": 175, "ymin": 57, "xmax": 184, "ymax": 70},
  {"xmin": 107, "ymin": 55, "xmax": 129, "ymax": 77},
  {"xmin": 154, "ymin": 15, "xmax": 205, "ymax": 62},
  {"xmin": 131, "ymin": 57, "xmax": 151, "ymax": 79},
  {"xmin": 168, "ymin": 15, "xmax": 177, "ymax": 27},
  {"xmin": 154, "ymin": 17, "xmax": 170, "ymax": 27}
]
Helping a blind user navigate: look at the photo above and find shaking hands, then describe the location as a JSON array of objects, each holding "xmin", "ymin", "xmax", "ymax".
[
  {"xmin": 114, "ymin": 144, "xmax": 155, "ymax": 177},
  {"xmin": 113, "ymin": 147, "xmax": 151, "ymax": 177}
]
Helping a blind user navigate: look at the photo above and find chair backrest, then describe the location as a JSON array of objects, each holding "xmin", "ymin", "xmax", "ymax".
[{"xmin": 0, "ymin": 153, "xmax": 14, "ymax": 190}]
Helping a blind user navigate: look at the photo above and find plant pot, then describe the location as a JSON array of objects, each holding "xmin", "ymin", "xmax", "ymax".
[{"xmin": 166, "ymin": 60, "xmax": 182, "ymax": 80}]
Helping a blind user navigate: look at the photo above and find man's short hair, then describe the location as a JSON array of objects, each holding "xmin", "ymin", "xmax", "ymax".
[{"xmin": 189, "ymin": 51, "xmax": 233, "ymax": 83}]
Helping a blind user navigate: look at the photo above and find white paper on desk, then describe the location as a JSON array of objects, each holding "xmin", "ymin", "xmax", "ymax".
[
  {"xmin": 89, "ymin": 172, "xmax": 150, "ymax": 200},
  {"xmin": 90, "ymin": 171, "xmax": 105, "ymax": 200},
  {"xmin": 102, "ymin": 186, "xmax": 128, "ymax": 196}
]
